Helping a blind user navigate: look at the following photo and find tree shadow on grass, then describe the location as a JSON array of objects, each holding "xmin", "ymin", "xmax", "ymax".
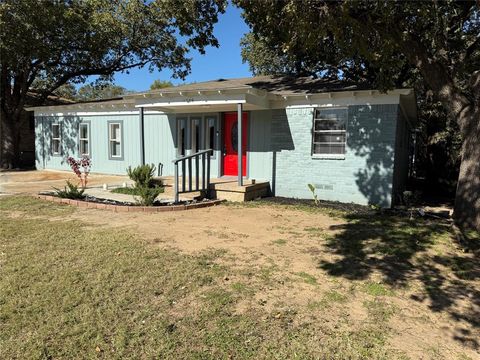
[{"xmin": 318, "ymin": 213, "xmax": 480, "ymax": 350}]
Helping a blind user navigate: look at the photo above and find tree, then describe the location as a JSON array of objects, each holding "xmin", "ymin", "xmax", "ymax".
[
  {"xmin": 76, "ymin": 84, "xmax": 131, "ymax": 101},
  {"xmin": 0, "ymin": 0, "xmax": 226, "ymax": 168},
  {"xmin": 235, "ymin": 0, "xmax": 480, "ymax": 231},
  {"xmin": 51, "ymin": 83, "xmax": 78, "ymax": 101},
  {"xmin": 150, "ymin": 79, "xmax": 174, "ymax": 90}
]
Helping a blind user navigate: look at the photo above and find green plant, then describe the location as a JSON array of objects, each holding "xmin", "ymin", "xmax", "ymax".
[
  {"xmin": 53, "ymin": 180, "xmax": 86, "ymax": 200},
  {"xmin": 111, "ymin": 186, "xmax": 164, "ymax": 196},
  {"xmin": 134, "ymin": 186, "xmax": 161, "ymax": 206},
  {"xmin": 307, "ymin": 183, "xmax": 319, "ymax": 206},
  {"xmin": 126, "ymin": 164, "xmax": 156, "ymax": 188}
]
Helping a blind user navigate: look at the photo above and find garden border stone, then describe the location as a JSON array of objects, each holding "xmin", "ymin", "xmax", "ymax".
[{"xmin": 34, "ymin": 194, "xmax": 224, "ymax": 212}]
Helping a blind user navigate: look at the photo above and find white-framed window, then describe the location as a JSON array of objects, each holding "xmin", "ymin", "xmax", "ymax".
[
  {"xmin": 190, "ymin": 117, "xmax": 201, "ymax": 154},
  {"xmin": 312, "ymin": 108, "xmax": 348, "ymax": 156},
  {"xmin": 204, "ymin": 116, "xmax": 217, "ymax": 158},
  {"xmin": 108, "ymin": 122, "xmax": 122, "ymax": 159},
  {"xmin": 177, "ymin": 118, "xmax": 186, "ymax": 157},
  {"xmin": 51, "ymin": 123, "xmax": 61, "ymax": 155},
  {"xmin": 79, "ymin": 122, "xmax": 90, "ymax": 156}
]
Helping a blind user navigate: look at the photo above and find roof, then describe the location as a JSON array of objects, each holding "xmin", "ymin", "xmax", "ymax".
[
  {"xmin": 26, "ymin": 76, "xmax": 415, "ymax": 121},
  {"xmin": 141, "ymin": 75, "xmax": 369, "ymax": 97}
]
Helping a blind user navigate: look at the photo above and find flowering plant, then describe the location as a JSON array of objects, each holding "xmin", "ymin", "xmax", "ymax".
[{"xmin": 66, "ymin": 155, "xmax": 92, "ymax": 188}]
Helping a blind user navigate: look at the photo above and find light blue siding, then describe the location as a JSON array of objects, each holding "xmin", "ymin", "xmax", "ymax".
[
  {"xmin": 143, "ymin": 113, "xmax": 176, "ymax": 176},
  {"xmin": 36, "ymin": 113, "xmax": 142, "ymax": 175},
  {"xmin": 248, "ymin": 104, "xmax": 399, "ymax": 207},
  {"xmin": 248, "ymin": 110, "xmax": 273, "ymax": 181},
  {"xmin": 35, "ymin": 111, "xmax": 223, "ymax": 177},
  {"xmin": 35, "ymin": 104, "xmax": 405, "ymax": 207}
]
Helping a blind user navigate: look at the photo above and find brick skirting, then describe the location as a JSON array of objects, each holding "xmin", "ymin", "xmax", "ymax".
[{"xmin": 34, "ymin": 194, "xmax": 224, "ymax": 212}]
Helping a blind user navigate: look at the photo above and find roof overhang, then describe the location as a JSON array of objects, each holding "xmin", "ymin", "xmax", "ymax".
[
  {"xmin": 130, "ymin": 87, "xmax": 270, "ymax": 113},
  {"xmin": 26, "ymin": 87, "xmax": 416, "ymax": 118},
  {"xmin": 25, "ymin": 99, "xmax": 137, "ymax": 115}
]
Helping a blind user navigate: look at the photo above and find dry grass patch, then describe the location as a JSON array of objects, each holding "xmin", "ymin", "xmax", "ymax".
[{"xmin": 0, "ymin": 196, "xmax": 478, "ymax": 359}]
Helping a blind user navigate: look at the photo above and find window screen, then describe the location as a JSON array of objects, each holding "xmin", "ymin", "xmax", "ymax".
[{"xmin": 312, "ymin": 108, "xmax": 348, "ymax": 155}]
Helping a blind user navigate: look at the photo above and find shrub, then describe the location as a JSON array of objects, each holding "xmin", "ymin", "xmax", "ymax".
[
  {"xmin": 134, "ymin": 186, "xmax": 162, "ymax": 206},
  {"xmin": 53, "ymin": 180, "xmax": 86, "ymax": 200},
  {"xmin": 127, "ymin": 164, "xmax": 156, "ymax": 188}
]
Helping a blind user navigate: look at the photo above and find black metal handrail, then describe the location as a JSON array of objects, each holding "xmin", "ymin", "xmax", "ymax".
[{"xmin": 172, "ymin": 149, "xmax": 212, "ymax": 203}]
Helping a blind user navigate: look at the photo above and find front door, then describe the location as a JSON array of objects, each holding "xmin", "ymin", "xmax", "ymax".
[{"xmin": 223, "ymin": 112, "xmax": 248, "ymax": 176}]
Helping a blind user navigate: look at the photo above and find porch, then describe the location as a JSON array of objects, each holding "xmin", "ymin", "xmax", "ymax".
[
  {"xmin": 158, "ymin": 176, "xmax": 270, "ymax": 202},
  {"xmin": 130, "ymin": 82, "xmax": 272, "ymax": 189}
]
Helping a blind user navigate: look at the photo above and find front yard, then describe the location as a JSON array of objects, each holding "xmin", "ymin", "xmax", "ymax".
[{"xmin": 0, "ymin": 196, "xmax": 478, "ymax": 359}]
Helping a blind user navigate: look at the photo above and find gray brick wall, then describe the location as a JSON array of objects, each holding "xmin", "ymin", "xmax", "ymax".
[{"xmin": 269, "ymin": 104, "xmax": 399, "ymax": 207}]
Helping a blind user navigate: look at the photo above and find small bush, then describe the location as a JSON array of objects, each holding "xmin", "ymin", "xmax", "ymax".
[
  {"xmin": 53, "ymin": 180, "xmax": 85, "ymax": 200},
  {"xmin": 134, "ymin": 186, "xmax": 162, "ymax": 206},
  {"xmin": 127, "ymin": 164, "xmax": 156, "ymax": 188}
]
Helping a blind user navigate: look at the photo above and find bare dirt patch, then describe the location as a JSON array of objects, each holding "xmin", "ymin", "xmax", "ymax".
[
  {"xmin": 4, "ymin": 194, "xmax": 477, "ymax": 359},
  {"xmin": 65, "ymin": 201, "xmax": 480, "ymax": 359}
]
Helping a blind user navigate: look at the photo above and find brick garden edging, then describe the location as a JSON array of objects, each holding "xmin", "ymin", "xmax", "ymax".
[{"xmin": 34, "ymin": 194, "xmax": 224, "ymax": 212}]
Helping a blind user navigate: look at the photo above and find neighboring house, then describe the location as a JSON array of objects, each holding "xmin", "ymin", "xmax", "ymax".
[{"xmin": 27, "ymin": 76, "xmax": 416, "ymax": 207}]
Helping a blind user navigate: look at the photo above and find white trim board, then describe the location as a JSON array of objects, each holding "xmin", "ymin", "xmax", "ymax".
[{"xmin": 32, "ymin": 110, "xmax": 166, "ymax": 117}]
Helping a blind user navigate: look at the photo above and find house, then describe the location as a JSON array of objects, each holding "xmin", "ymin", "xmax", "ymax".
[{"xmin": 27, "ymin": 76, "xmax": 416, "ymax": 207}]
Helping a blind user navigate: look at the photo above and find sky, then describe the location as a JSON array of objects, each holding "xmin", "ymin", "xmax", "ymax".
[{"xmin": 113, "ymin": 4, "xmax": 252, "ymax": 92}]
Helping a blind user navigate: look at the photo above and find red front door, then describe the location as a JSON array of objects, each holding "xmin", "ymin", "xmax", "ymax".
[{"xmin": 223, "ymin": 112, "xmax": 248, "ymax": 176}]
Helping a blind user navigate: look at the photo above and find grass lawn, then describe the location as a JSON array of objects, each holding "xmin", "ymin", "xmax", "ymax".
[{"xmin": 0, "ymin": 196, "xmax": 478, "ymax": 359}]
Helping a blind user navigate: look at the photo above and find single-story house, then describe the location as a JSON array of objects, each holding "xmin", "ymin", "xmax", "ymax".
[{"xmin": 27, "ymin": 76, "xmax": 417, "ymax": 207}]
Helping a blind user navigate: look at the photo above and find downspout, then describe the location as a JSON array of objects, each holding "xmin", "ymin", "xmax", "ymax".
[{"xmin": 139, "ymin": 107, "xmax": 145, "ymax": 165}]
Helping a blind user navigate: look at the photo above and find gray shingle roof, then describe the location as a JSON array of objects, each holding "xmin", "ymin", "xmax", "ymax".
[{"xmin": 146, "ymin": 75, "xmax": 369, "ymax": 96}]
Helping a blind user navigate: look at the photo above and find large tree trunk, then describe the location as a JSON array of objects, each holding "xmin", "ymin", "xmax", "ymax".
[
  {"xmin": 399, "ymin": 37, "xmax": 480, "ymax": 231},
  {"xmin": 453, "ymin": 107, "xmax": 480, "ymax": 231}
]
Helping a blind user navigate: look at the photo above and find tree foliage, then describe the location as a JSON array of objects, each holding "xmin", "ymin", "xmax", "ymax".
[
  {"xmin": 237, "ymin": 1, "xmax": 479, "ymax": 92},
  {"xmin": 0, "ymin": 0, "xmax": 226, "ymax": 166},
  {"xmin": 76, "ymin": 84, "xmax": 131, "ymax": 101},
  {"xmin": 235, "ymin": 0, "xmax": 480, "ymax": 229},
  {"xmin": 150, "ymin": 79, "xmax": 174, "ymax": 90}
]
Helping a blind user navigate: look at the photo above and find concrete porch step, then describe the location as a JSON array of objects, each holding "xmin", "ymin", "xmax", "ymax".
[{"xmin": 155, "ymin": 176, "xmax": 270, "ymax": 202}]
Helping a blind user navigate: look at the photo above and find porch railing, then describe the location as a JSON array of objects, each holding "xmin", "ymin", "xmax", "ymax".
[{"xmin": 172, "ymin": 149, "xmax": 212, "ymax": 203}]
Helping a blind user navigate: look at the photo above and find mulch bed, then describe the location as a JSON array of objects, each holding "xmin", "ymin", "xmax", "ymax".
[
  {"xmin": 258, "ymin": 196, "xmax": 374, "ymax": 215},
  {"xmin": 35, "ymin": 194, "xmax": 224, "ymax": 212}
]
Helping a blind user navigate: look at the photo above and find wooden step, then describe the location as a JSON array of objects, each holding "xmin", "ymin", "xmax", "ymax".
[
  {"xmin": 210, "ymin": 181, "xmax": 270, "ymax": 201},
  {"xmin": 156, "ymin": 176, "xmax": 271, "ymax": 202}
]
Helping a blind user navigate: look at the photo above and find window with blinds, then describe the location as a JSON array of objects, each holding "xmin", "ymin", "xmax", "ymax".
[{"xmin": 312, "ymin": 108, "xmax": 348, "ymax": 156}]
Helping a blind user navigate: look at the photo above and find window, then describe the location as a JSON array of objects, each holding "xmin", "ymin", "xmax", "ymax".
[
  {"xmin": 52, "ymin": 123, "xmax": 61, "ymax": 155},
  {"xmin": 79, "ymin": 123, "xmax": 90, "ymax": 156},
  {"xmin": 177, "ymin": 118, "xmax": 186, "ymax": 156},
  {"xmin": 204, "ymin": 116, "xmax": 216, "ymax": 157},
  {"xmin": 108, "ymin": 122, "xmax": 122, "ymax": 159},
  {"xmin": 312, "ymin": 108, "xmax": 347, "ymax": 156},
  {"xmin": 191, "ymin": 117, "xmax": 201, "ymax": 154}
]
